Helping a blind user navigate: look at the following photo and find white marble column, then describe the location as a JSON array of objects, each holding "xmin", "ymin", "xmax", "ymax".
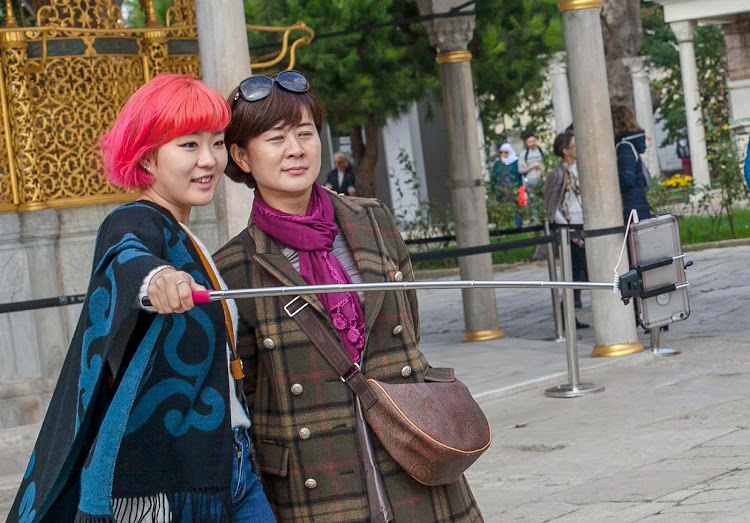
[
  {"xmin": 195, "ymin": 0, "xmax": 254, "ymax": 244},
  {"xmin": 623, "ymin": 56, "xmax": 661, "ymax": 178},
  {"xmin": 548, "ymin": 52, "xmax": 573, "ymax": 133},
  {"xmin": 560, "ymin": 0, "xmax": 643, "ymax": 357},
  {"xmin": 418, "ymin": 0, "xmax": 502, "ymax": 341},
  {"xmin": 670, "ymin": 20, "xmax": 711, "ymax": 189}
]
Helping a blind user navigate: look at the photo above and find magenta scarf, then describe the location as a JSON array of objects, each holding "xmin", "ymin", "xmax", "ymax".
[{"xmin": 252, "ymin": 183, "xmax": 365, "ymax": 362}]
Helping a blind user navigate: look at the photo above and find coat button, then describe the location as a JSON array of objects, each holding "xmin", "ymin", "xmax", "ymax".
[
  {"xmin": 299, "ymin": 427, "xmax": 311, "ymax": 440},
  {"xmin": 401, "ymin": 365, "xmax": 412, "ymax": 378},
  {"xmin": 392, "ymin": 324, "xmax": 403, "ymax": 336},
  {"xmin": 263, "ymin": 338, "xmax": 275, "ymax": 350},
  {"xmin": 394, "ymin": 270, "xmax": 404, "ymax": 282},
  {"xmin": 305, "ymin": 478, "xmax": 317, "ymax": 489},
  {"xmin": 291, "ymin": 383, "xmax": 304, "ymax": 396}
]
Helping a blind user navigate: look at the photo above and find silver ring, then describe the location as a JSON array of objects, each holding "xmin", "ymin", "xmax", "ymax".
[{"xmin": 176, "ymin": 279, "xmax": 189, "ymax": 288}]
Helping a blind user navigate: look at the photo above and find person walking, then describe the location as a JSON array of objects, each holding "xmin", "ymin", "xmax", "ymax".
[
  {"xmin": 214, "ymin": 70, "xmax": 483, "ymax": 522},
  {"xmin": 544, "ymin": 131, "xmax": 589, "ymax": 323},
  {"xmin": 612, "ymin": 104, "xmax": 652, "ymax": 224},
  {"xmin": 8, "ymin": 74, "xmax": 274, "ymax": 522}
]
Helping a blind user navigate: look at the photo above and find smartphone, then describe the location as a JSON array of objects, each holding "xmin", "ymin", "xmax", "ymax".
[{"xmin": 628, "ymin": 214, "xmax": 690, "ymax": 329}]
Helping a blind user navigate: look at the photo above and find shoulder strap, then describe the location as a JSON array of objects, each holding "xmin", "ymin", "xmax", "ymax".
[
  {"xmin": 181, "ymin": 226, "xmax": 244, "ymax": 381},
  {"xmin": 237, "ymin": 229, "xmax": 378, "ymax": 409}
]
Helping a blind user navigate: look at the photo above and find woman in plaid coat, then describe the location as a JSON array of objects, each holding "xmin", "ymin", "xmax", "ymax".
[{"xmin": 213, "ymin": 71, "xmax": 483, "ymax": 522}]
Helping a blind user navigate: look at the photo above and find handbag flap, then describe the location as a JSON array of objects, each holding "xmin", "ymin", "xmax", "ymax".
[{"xmin": 367, "ymin": 379, "xmax": 491, "ymax": 454}]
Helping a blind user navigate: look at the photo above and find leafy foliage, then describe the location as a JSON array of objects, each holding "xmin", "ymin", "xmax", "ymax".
[
  {"xmin": 244, "ymin": 0, "xmax": 437, "ymax": 134},
  {"xmin": 642, "ymin": 4, "xmax": 747, "ymax": 237},
  {"xmin": 472, "ymin": 0, "xmax": 564, "ymax": 146}
]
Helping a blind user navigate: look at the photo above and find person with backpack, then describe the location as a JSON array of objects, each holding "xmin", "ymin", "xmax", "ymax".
[{"xmin": 611, "ymin": 104, "xmax": 652, "ymax": 224}]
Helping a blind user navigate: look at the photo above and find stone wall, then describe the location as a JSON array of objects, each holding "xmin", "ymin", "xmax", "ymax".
[{"xmin": 0, "ymin": 200, "xmax": 223, "ymax": 430}]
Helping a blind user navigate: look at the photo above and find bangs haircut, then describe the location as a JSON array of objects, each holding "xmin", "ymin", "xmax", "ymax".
[
  {"xmin": 100, "ymin": 73, "xmax": 231, "ymax": 189},
  {"xmin": 224, "ymin": 83, "xmax": 325, "ymax": 187}
]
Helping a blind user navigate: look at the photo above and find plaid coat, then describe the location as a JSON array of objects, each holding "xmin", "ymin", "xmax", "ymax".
[{"xmin": 214, "ymin": 194, "xmax": 483, "ymax": 522}]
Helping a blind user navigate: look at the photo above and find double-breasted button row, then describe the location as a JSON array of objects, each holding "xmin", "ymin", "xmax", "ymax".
[
  {"xmin": 392, "ymin": 324, "xmax": 403, "ymax": 336},
  {"xmin": 299, "ymin": 427, "xmax": 311, "ymax": 440},
  {"xmin": 401, "ymin": 365, "xmax": 412, "ymax": 378},
  {"xmin": 263, "ymin": 338, "xmax": 275, "ymax": 350},
  {"xmin": 305, "ymin": 478, "xmax": 317, "ymax": 489},
  {"xmin": 394, "ymin": 270, "xmax": 404, "ymax": 282},
  {"xmin": 291, "ymin": 383, "xmax": 304, "ymax": 396}
]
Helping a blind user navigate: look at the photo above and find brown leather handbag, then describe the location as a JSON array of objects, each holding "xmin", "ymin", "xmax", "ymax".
[
  {"xmin": 284, "ymin": 295, "xmax": 492, "ymax": 487},
  {"xmin": 364, "ymin": 372, "xmax": 492, "ymax": 486}
]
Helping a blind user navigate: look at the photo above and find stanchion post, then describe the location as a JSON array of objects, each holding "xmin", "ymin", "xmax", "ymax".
[
  {"xmin": 545, "ymin": 226, "xmax": 605, "ymax": 398},
  {"xmin": 545, "ymin": 221, "xmax": 565, "ymax": 342},
  {"xmin": 649, "ymin": 327, "xmax": 680, "ymax": 356}
]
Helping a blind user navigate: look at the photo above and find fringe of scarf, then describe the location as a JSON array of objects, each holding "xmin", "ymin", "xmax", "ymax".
[{"xmin": 74, "ymin": 487, "xmax": 233, "ymax": 523}]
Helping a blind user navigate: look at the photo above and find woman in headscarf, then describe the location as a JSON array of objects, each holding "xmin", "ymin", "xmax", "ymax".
[
  {"xmin": 213, "ymin": 70, "xmax": 483, "ymax": 522},
  {"xmin": 489, "ymin": 142, "xmax": 523, "ymax": 228}
]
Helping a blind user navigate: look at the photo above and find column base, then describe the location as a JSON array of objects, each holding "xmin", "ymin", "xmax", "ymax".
[
  {"xmin": 462, "ymin": 329, "xmax": 504, "ymax": 342},
  {"xmin": 591, "ymin": 341, "xmax": 645, "ymax": 358}
]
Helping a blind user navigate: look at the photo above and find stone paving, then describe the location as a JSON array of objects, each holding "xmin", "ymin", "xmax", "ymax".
[
  {"xmin": 415, "ymin": 243, "xmax": 750, "ymax": 522},
  {"xmin": 1, "ymin": 243, "xmax": 748, "ymax": 521}
]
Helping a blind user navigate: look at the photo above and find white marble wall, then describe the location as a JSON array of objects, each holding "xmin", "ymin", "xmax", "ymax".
[
  {"xmin": 0, "ymin": 200, "xmax": 222, "ymax": 429},
  {"xmin": 381, "ymin": 102, "xmax": 429, "ymax": 225}
]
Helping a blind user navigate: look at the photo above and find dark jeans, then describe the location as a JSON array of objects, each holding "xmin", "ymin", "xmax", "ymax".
[
  {"xmin": 570, "ymin": 240, "xmax": 588, "ymax": 282},
  {"xmin": 231, "ymin": 427, "xmax": 275, "ymax": 522}
]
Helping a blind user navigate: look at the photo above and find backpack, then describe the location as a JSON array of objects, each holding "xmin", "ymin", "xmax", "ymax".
[{"xmin": 616, "ymin": 140, "xmax": 651, "ymax": 189}]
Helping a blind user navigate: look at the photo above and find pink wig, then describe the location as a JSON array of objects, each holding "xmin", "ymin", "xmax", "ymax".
[{"xmin": 100, "ymin": 73, "xmax": 231, "ymax": 189}]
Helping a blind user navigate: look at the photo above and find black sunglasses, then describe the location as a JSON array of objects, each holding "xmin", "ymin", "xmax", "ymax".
[{"xmin": 233, "ymin": 70, "xmax": 310, "ymax": 104}]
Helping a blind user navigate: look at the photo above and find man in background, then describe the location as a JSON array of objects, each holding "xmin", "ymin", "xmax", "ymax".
[
  {"xmin": 325, "ymin": 151, "xmax": 356, "ymax": 195},
  {"xmin": 518, "ymin": 132, "xmax": 545, "ymax": 187}
]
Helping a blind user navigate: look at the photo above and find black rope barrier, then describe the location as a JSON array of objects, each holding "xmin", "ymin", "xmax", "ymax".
[
  {"xmin": 0, "ymin": 294, "xmax": 86, "ymax": 314},
  {"xmin": 404, "ymin": 224, "xmax": 544, "ymax": 246},
  {"xmin": 0, "ymin": 221, "xmax": 626, "ymax": 314}
]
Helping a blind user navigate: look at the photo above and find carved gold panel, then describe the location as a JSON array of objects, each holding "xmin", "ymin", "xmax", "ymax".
[{"xmin": 0, "ymin": 0, "xmax": 314, "ymax": 213}]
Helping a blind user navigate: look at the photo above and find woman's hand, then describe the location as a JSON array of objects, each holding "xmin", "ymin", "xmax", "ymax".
[{"xmin": 146, "ymin": 268, "xmax": 206, "ymax": 314}]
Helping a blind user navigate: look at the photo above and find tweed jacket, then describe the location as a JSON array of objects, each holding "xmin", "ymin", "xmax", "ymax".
[{"xmin": 214, "ymin": 193, "xmax": 483, "ymax": 522}]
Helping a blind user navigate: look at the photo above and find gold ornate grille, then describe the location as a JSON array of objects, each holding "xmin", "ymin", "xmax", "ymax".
[{"xmin": 0, "ymin": 0, "xmax": 313, "ymax": 213}]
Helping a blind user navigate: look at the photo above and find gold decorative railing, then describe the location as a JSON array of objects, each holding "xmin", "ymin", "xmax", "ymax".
[{"xmin": 0, "ymin": 0, "xmax": 314, "ymax": 213}]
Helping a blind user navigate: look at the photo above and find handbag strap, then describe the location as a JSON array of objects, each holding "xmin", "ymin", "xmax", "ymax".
[
  {"xmin": 181, "ymin": 225, "xmax": 244, "ymax": 382},
  {"xmin": 237, "ymin": 229, "xmax": 378, "ymax": 410}
]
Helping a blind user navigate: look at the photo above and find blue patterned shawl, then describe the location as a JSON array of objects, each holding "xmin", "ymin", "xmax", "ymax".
[{"xmin": 9, "ymin": 201, "xmax": 234, "ymax": 522}]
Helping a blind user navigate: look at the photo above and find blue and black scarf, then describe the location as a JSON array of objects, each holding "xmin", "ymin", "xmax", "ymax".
[{"xmin": 9, "ymin": 201, "xmax": 234, "ymax": 522}]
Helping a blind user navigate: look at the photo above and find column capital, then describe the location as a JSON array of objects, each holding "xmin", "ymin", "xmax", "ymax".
[
  {"xmin": 416, "ymin": 0, "xmax": 475, "ymax": 53},
  {"xmin": 558, "ymin": 0, "xmax": 601, "ymax": 12},
  {"xmin": 548, "ymin": 51, "xmax": 568, "ymax": 75},
  {"xmin": 670, "ymin": 20, "xmax": 696, "ymax": 43},
  {"xmin": 622, "ymin": 56, "xmax": 649, "ymax": 80}
]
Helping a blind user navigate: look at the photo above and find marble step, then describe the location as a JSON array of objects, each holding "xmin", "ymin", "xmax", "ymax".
[
  {"xmin": 0, "ymin": 472, "xmax": 22, "ymax": 521},
  {"xmin": 0, "ymin": 423, "xmax": 39, "ymax": 477}
]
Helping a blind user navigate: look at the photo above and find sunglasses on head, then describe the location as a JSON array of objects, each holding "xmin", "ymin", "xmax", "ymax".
[{"xmin": 233, "ymin": 70, "xmax": 310, "ymax": 104}]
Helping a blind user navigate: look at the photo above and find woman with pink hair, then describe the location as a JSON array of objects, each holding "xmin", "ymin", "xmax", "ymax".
[{"xmin": 9, "ymin": 74, "xmax": 274, "ymax": 522}]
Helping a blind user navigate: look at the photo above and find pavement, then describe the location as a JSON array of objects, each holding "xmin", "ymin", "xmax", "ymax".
[
  {"xmin": 415, "ymin": 243, "xmax": 750, "ymax": 522},
  {"xmin": 1, "ymin": 243, "xmax": 748, "ymax": 522}
]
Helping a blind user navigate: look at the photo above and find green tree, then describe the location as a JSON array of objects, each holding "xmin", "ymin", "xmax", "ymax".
[
  {"xmin": 471, "ymin": 0, "xmax": 564, "ymax": 146},
  {"xmin": 642, "ymin": 4, "xmax": 746, "ymax": 236},
  {"xmin": 245, "ymin": 0, "xmax": 437, "ymax": 197}
]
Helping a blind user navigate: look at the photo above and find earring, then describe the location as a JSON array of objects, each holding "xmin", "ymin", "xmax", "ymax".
[{"xmin": 145, "ymin": 166, "xmax": 151, "ymax": 172}]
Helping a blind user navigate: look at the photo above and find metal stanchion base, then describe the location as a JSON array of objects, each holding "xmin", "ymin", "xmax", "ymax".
[
  {"xmin": 651, "ymin": 347, "xmax": 680, "ymax": 356},
  {"xmin": 545, "ymin": 383, "xmax": 605, "ymax": 398},
  {"xmin": 649, "ymin": 328, "xmax": 680, "ymax": 356}
]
